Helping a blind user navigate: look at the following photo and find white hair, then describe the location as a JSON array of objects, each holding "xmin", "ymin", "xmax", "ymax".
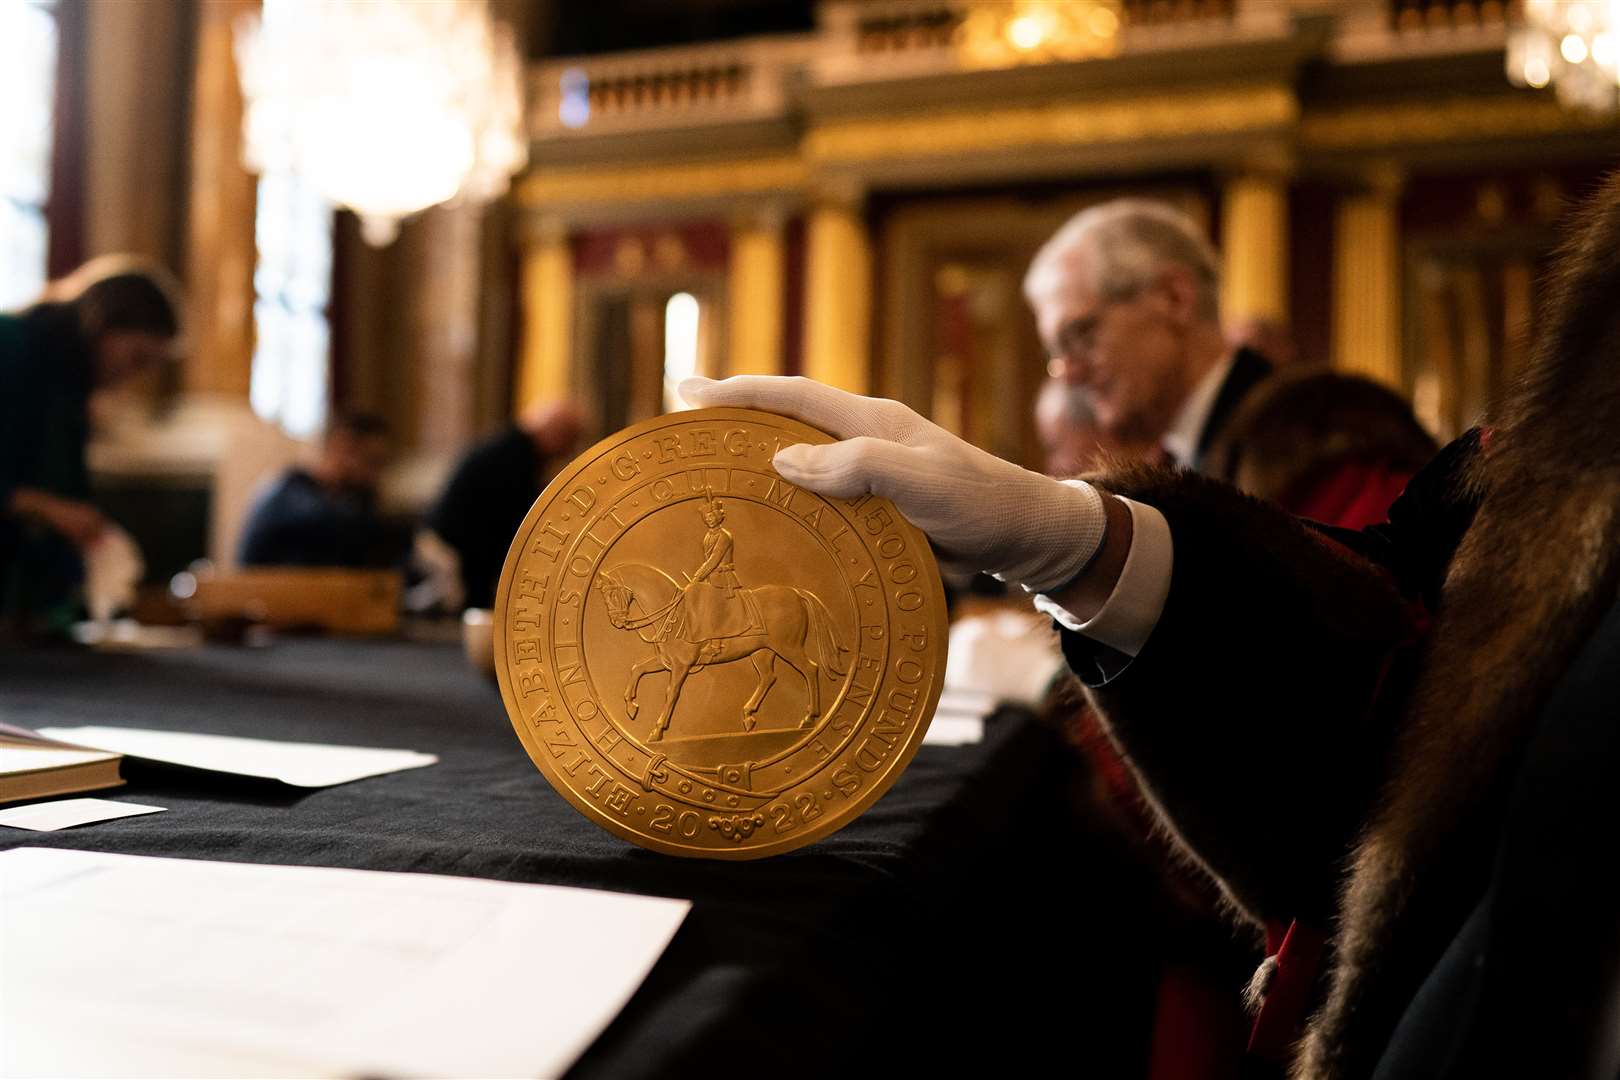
[{"xmin": 1025, "ymin": 198, "xmax": 1220, "ymax": 323}]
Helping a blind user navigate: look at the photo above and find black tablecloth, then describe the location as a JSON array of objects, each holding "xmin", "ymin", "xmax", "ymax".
[{"xmin": 0, "ymin": 639, "xmax": 1154, "ymax": 1077}]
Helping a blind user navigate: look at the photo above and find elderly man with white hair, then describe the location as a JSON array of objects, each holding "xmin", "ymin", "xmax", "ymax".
[{"xmin": 1024, "ymin": 198, "xmax": 1273, "ymax": 471}]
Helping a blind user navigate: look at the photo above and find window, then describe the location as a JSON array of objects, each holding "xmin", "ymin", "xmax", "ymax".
[
  {"xmin": 0, "ymin": 0, "xmax": 57, "ymax": 310},
  {"xmin": 662, "ymin": 291, "xmax": 700, "ymax": 413},
  {"xmin": 250, "ymin": 171, "xmax": 333, "ymax": 439}
]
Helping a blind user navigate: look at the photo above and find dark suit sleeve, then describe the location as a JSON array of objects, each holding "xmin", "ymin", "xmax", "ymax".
[
  {"xmin": 426, "ymin": 426, "xmax": 542, "ymax": 609},
  {"xmin": 0, "ymin": 320, "xmax": 41, "ymax": 515},
  {"xmin": 1060, "ymin": 464, "xmax": 1422, "ymax": 928},
  {"xmin": 237, "ymin": 476, "xmax": 304, "ymax": 566},
  {"xmin": 237, "ymin": 472, "xmax": 377, "ymax": 568},
  {"xmin": 426, "ymin": 428, "xmax": 534, "ymax": 547}
]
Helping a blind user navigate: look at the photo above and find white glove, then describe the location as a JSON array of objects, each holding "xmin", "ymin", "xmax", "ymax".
[
  {"xmin": 82, "ymin": 524, "xmax": 144, "ymax": 623},
  {"xmin": 679, "ymin": 375, "xmax": 1107, "ymax": 593},
  {"xmin": 407, "ymin": 529, "xmax": 466, "ymax": 615}
]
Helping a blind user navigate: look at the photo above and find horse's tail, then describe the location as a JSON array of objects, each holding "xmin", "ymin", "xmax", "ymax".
[{"xmin": 799, "ymin": 591, "xmax": 849, "ymax": 676}]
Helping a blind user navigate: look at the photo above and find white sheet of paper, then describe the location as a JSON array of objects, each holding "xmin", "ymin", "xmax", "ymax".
[
  {"xmin": 0, "ymin": 847, "xmax": 691, "ymax": 1079},
  {"xmin": 0, "ymin": 797, "xmax": 165, "ymax": 831},
  {"xmin": 35, "ymin": 726, "xmax": 438, "ymax": 788},
  {"xmin": 922, "ymin": 715, "xmax": 985, "ymax": 746},
  {"xmin": 945, "ymin": 610, "xmax": 1067, "ymax": 707},
  {"xmin": 936, "ymin": 687, "xmax": 998, "ymax": 716}
]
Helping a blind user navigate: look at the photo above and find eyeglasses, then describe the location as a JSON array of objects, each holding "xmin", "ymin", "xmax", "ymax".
[{"xmin": 1045, "ymin": 295, "xmax": 1125, "ymax": 380}]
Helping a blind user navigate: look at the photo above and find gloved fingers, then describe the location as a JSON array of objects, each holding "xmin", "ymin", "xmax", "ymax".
[
  {"xmin": 772, "ymin": 436, "xmax": 921, "ymax": 500},
  {"xmin": 680, "ymin": 375, "xmax": 907, "ymax": 442}
]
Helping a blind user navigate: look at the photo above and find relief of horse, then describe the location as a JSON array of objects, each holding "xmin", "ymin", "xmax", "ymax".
[{"xmin": 597, "ymin": 563, "xmax": 850, "ymax": 742}]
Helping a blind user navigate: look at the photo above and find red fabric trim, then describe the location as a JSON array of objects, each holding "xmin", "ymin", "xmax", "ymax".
[
  {"xmin": 1289, "ymin": 460, "xmax": 1416, "ymax": 532},
  {"xmin": 1248, "ymin": 919, "xmax": 1329, "ymax": 1062},
  {"xmin": 1264, "ymin": 919, "xmax": 1288, "ymax": 957},
  {"xmin": 1148, "ymin": 965, "xmax": 1248, "ymax": 1080}
]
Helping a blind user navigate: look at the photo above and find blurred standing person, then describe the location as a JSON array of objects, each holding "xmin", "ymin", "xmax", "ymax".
[
  {"xmin": 1024, "ymin": 199, "xmax": 1273, "ymax": 473},
  {"xmin": 424, "ymin": 400, "xmax": 583, "ymax": 611},
  {"xmin": 0, "ymin": 257, "xmax": 181, "ymax": 635},
  {"xmin": 237, "ymin": 412, "xmax": 399, "ymax": 568}
]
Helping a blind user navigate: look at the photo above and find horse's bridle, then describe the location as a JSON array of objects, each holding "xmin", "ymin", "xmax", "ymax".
[{"xmin": 599, "ymin": 572, "xmax": 682, "ymax": 632}]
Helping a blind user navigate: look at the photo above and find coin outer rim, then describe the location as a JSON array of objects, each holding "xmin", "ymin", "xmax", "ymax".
[{"xmin": 493, "ymin": 406, "xmax": 949, "ymax": 860}]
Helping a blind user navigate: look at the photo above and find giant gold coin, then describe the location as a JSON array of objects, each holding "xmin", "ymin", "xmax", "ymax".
[{"xmin": 494, "ymin": 408, "xmax": 948, "ymax": 859}]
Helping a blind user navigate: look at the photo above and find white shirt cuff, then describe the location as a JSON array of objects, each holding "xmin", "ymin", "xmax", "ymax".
[{"xmin": 1031, "ymin": 496, "xmax": 1173, "ymax": 658}]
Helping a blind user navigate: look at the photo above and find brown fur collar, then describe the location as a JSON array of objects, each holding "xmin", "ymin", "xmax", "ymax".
[{"xmin": 1295, "ymin": 175, "xmax": 1620, "ymax": 1078}]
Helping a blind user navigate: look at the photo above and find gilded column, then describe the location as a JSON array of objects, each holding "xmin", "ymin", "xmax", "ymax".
[
  {"xmin": 1332, "ymin": 168, "xmax": 1403, "ymax": 388},
  {"xmin": 86, "ymin": 0, "xmax": 187, "ymax": 266},
  {"xmin": 803, "ymin": 188, "xmax": 872, "ymax": 393},
  {"xmin": 515, "ymin": 216, "xmax": 574, "ymax": 413},
  {"xmin": 184, "ymin": 0, "xmax": 259, "ymax": 398},
  {"xmin": 408, "ymin": 204, "xmax": 484, "ymax": 455},
  {"xmin": 1220, "ymin": 172, "xmax": 1289, "ymax": 327},
  {"xmin": 726, "ymin": 206, "xmax": 785, "ymax": 376}
]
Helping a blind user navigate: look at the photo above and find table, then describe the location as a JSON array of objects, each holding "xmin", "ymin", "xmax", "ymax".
[{"xmin": 0, "ymin": 639, "xmax": 1155, "ymax": 1076}]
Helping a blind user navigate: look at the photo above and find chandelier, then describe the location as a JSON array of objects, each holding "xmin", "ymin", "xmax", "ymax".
[
  {"xmin": 236, "ymin": 0, "xmax": 527, "ymax": 246},
  {"xmin": 957, "ymin": 0, "xmax": 1121, "ymax": 70},
  {"xmin": 1507, "ymin": 0, "xmax": 1620, "ymax": 113}
]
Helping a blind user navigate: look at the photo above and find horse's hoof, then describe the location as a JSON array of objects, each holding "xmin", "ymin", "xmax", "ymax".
[
  {"xmin": 649, "ymin": 728, "xmax": 665, "ymax": 742},
  {"xmin": 625, "ymin": 702, "xmax": 639, "ymax": 719},
  {"xmin": 741, "ymin": 713, "xmax": 756, "ymax": 732},
  {"xmin": 799, "ymin": 715, "xmax": 817, "ymax": 729}
]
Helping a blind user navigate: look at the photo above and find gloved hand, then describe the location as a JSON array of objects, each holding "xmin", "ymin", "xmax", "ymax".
[
  {"xmin": 679, "ymin": 375, "xmax": 1107, "ymax": 593},
  {"xmin": 82, "ymin": 524, "xmax": 144, "ymax": 623}
]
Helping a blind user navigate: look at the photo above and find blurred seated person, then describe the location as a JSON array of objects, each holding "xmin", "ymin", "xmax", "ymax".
[
  {"xmin": 1, "ymin": 256, "xmax": 181, "ymax": 634},
  {"xmin": 1205, "ymin": 368, "xmax": 1439, "ymax": 530},
  {"xmin": 1035, "ymin": 378, "xmax": 1105, "ymax": 478},
  {"xmin": 1034, "ymin": 376, "xmax": 1159, "ymax": 477},
  {"xmin": 237, "ymin": 412, "xmax": 399, "ymax": 568},
  {"xmin": 423, "ymin": 400, "xmax": 582, "ymax": 611}
]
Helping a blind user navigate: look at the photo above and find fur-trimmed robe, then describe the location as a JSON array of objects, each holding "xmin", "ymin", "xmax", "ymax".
[{"xmin": 1065, "ymin": 176, "xmax": 1620, "ymax": 1079}]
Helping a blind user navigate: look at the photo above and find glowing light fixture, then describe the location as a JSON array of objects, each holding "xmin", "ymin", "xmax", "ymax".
[
  {"xmin": 236, "ymin": 0, "xmax": 527, "ymax": 246},
  {"xmin": 1007, "ymin": 11, "xmax": 1052, "ymax": 52},
  {"xmin": 958, "ymin": 0, "xmax": 1121, "ymax": 69},
  {"xmin": 1509, "ymin": 0, "xmax": 1620, "ymax": 112}
]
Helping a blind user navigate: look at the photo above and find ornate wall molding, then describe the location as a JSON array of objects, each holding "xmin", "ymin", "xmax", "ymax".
[
  {"xmin": 1300, "ymin": 94, "xmax": 1620, "ymax": 151},
  {"xmin": 515, "ymin": 153, "xmax": 808, "ymax": 209},
  {"xmin": 804, "ymin": 84, "xmax": 1299, "ymax": 164}
]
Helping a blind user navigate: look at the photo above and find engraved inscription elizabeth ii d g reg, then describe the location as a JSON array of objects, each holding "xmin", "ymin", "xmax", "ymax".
[{"xmin": 493, "ymin": 408, "xmax": 948, "ymax": 859}]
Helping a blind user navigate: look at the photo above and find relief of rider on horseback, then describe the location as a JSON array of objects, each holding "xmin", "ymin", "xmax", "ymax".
[
  {"xmin": 597, "ymin": 490, "xmax": 850, "ymax": 743},
  {"xmin": 659, "ymin": 489, "xmax": 761, "ymax": 645}
]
